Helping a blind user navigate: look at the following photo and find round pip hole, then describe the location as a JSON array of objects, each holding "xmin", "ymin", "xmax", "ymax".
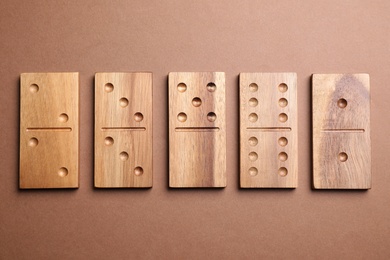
[
  {"xmin": 134, "ymin": 166, "xmax": 144, "ymax": 176},
  {"xmin": 337, "ymin": 98, "xmax": 347, "ymax": 108},
  {"xmin": 278, "ymin": 83, "xmax": 288, "ymax": 93},
  {"xmin": 249, "ymin": 152, "xmax": 258, "ymax": 161},
  {"xmin": 278, "ymin": 98, "xmax": 288, "ymax": 107},
  {"xmin": 177, "ymin": 112, "xmax": 187, "ymax": 122},
  {"xmin": 249, "ymin": 98, "xmax": 258, "ymax": 107},
  {"xmin": 248, "ymin": 137, "xmax": 258, "ymax": 146},
  {"xmin": 338, "ymin": 152, "xmax": 348, "ymax": 162},
  {"xmin": 104, "ymin": 136, "xmax": 114, "ymax": 146},
  {"xmin": 134, "ymin": 112, "xmax": 144, "ymax": 122},
  {"xmin": 278, "ymin": 152, "xmax": 288, "ymax": 162},
  {"xmin": 278, "ymin": 167, "xmax": 288, "ymax": 177},
  {"xmin": 119, "ymin": 97, "xmax": 129, "ymax": 107},
  {"xmin": 278, "ymin": 137, "xmax": 288, "ymax": 147},
  {"xmin": 207, "ymin": 82, "xmax": 216, "ymax": 92},
  {"xmin": 28, "ymin": 137, "xmax": 38, "ymax": 147},
  {"xmin": 207, "ymin": 112, "xmax": 217, "ymax": 122},
  {"xmin": 249, "ymin": 83, "xmax": 258, "ymax": 92},
  {"xmin": 249, "ymin": 113, "xmax": 258, "ymax": 123},
  {"xmin": 278, "ymin": 113, "xmax": 288, "ymax": 123},
  {"xmin": 248, "ymin": 167, "xmax": 258, "ymax": 176},
  {"xmin": 29, "ymin": 84, "xmax": 39, "ymax": 93},
  {"xmin": 120, "ymin": 151, "xmax": 129, "ymax": 161},
  {"xmin": 177, "ymin": 83, "xmax": 187, "ymax": 92},
  {"xmin": 58, "ymin": 113, "xmax": 69, "ymax": 123},
  {"xmin": 192, "ymin": 97, "xmax": 202, "ymax": 107},
  {"xmin": 58, "ymin": 167, "xmax": 68, "ymax": 177},
  {"xmin": 105, "ymin": 83, "xmax": 114, "ymax": 93}
]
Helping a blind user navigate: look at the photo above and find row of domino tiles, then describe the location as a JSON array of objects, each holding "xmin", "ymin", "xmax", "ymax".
[{"xmin": 19, "ymin": 72, "xmax": 371, "ymax": 190}]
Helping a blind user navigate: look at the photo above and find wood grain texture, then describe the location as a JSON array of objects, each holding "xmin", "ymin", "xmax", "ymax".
[
  {"xmin": 169, "ymin": 72, "xmax": 226, "ymax": 187},
  {"xmin": 312, "ymin": 74, "xmax": 371, "ymax": 189},
  {"xmin": 19, "ymin": 73, "xmax": 79, "ymax": 188},
  {"xmin": 94, "ymin": 73, "xmax": 152, "ymax": 188},
  {"xmin": 240, "ymin": 73, "xmax": 298, "ymax": 188}
]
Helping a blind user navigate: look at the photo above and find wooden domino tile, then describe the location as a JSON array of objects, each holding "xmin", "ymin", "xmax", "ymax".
[
  {"xmin": 19, "ymin": 73, "xmax": 79, "ymax": 188},
  {"xmin": 94, "ymin": 72, "xmax": 153, "ymax": 188},
  {"xmin": 312, "ymin": 74, "xmax": 371, "ymax": 189},
  {"xmin": 169, "ymin": 72, "xmax": 226, "ymax": 188},
  {"xmin": 240, "ymin": 73, "xmax": 298, "ymax": 188}
]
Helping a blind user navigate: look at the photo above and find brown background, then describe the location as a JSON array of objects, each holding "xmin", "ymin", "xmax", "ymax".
[{"xmin": 1, "ymin": 0, "xmax": 389, "ymax": 259}]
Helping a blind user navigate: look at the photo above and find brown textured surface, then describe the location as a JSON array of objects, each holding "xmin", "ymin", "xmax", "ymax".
[{"xmin": 1, "ymin": 0, "xmax": 390, "ymax": 258}]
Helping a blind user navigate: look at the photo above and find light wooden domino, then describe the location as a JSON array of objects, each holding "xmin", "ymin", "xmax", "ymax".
[
  {"xmin": 312, "ymin": 74, "xmax": 371, "ymax": 189},
  {"xmin": 94, "ymin": 72, "xmax": 153, "ymax": 188},
  {"xmin": 169, "ymin": 72, "xmax": 226, "ymax": 188},
  {"xmin": 240, "ymin": 73, "xmax": 298, "ymax": 188},
  {"xmin": 19, "ymin": 72, "xmax": 79, "ymax": 188}
]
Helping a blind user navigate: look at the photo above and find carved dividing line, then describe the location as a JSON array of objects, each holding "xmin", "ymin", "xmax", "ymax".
[
  {"xmin": 26, "ymin": 127, "xmax": 72, "ymax": 132},
  {"xmin": 321, "ymin": 129, "xmax": 365, "ymax": 133},
  {"xmin": 101, "ymin": 127, "xmax": 146, "ymax": 131},
  {"xmin": 175, "ymin": 127, "xmax": 220, "ymax": 132},
  {"xmin": 246, "ymin": 127, "xmax": 292, "ymax": 132}
]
